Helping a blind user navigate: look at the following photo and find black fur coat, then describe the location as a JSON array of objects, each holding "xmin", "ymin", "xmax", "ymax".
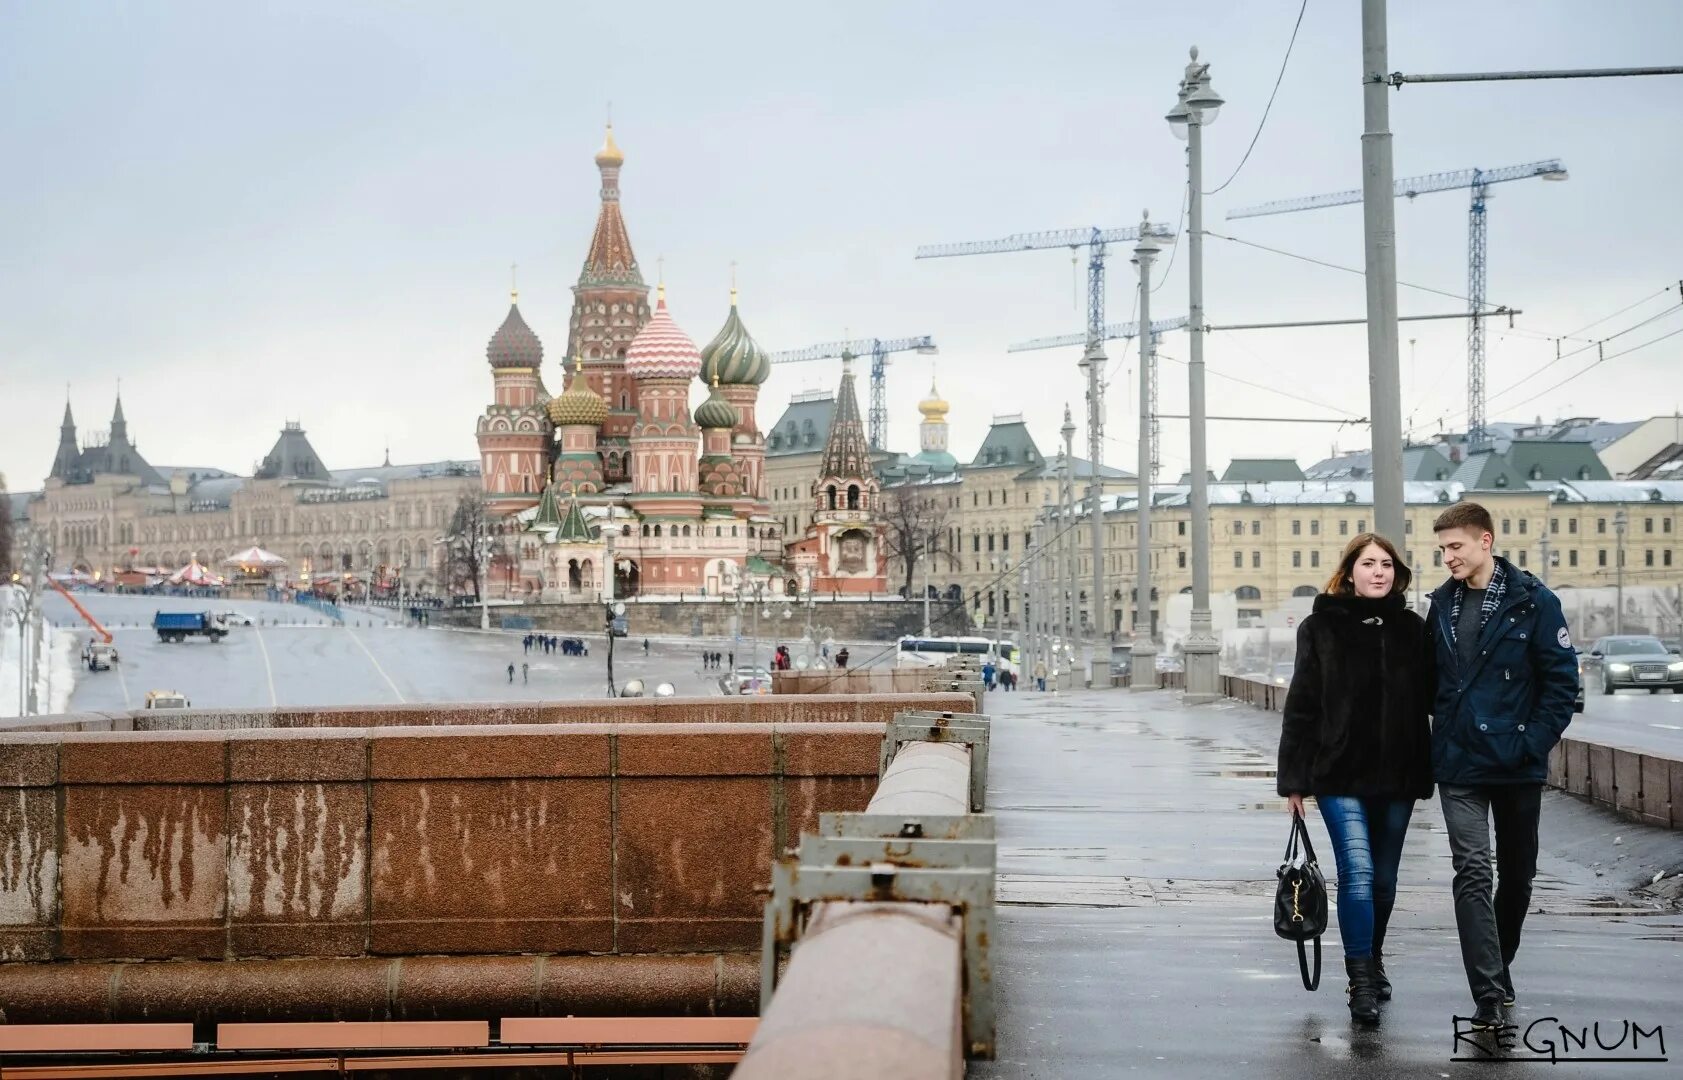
[{"xmin": 1275, "ymin": 591, "xmax": 1434, "ymax": 801}]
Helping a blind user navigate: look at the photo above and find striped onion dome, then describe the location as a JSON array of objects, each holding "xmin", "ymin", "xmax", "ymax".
[
  {"xmin": 548, "ymin": 362, "xmax": 609, "ymax": 427},
  {"xmin": 624, "ymin": 291, "xmax": 702, "ymax": 380},
  {"xmin": 699, "ymin": 291, "xmax": 770, "ymax": 386},
  {"xmin": 487, "ymin": 302, "xmax": 544, "ymax": 369},
  {"xmin": 694, "ymin": 378, "xmax": 740, "ymax": 430}
]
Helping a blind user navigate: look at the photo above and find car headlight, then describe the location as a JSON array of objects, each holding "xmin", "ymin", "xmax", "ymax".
[
  {"xmin": 1608, "ymin": 662, "xmax": 1631, "ymax": 672},
  {"xmin": 1670, "ymin": 662, "xmax": 1683, "ymax": 673}
]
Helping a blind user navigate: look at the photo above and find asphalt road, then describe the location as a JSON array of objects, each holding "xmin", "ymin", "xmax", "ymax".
[
  {"xmin": 972, "ymin": 688, "xmax": 1683, "ymax": 1079},
  {"xmin": 1573, "ymin": 671, "xmax": 1683, "ymax": 757},
  {"xmin": 46, "ymin": 593, "xmax": 886, "ymax": 711}
]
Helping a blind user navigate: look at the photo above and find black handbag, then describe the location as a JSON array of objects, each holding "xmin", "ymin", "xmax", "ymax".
[{"xmin": 1274, "ymin": 810, "xmax": 1329, "ymax": 991}]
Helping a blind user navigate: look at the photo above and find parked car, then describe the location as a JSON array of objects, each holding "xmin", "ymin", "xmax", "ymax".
[
  {"xmin": 1581, "ymin": 635, "xmax": 1683, "ymax": 694},
  {"xmin": 82, "ymin": 641, "xmax": 120, "ymax": 671},
  {"xmin": 144, "ymin": 690, "xmax": 191, "ymax": 710},
  {"xmin": 215, "ymin": 610, "xmax": 255, "ymax": 626},
  {"xmin": 725, "ymin": 667, "xmax": 771, "ymax": 695}
]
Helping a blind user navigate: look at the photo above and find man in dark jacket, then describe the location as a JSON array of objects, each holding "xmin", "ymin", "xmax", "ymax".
[{"xmin": 1426, "ymin": 501, "xmax": 1578, "ymax": 1028}]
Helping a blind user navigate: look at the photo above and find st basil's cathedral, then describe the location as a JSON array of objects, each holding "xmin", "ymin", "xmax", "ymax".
[{"xmin": 475, "ymin": 126, "xmax": 887, "ymax": 601}]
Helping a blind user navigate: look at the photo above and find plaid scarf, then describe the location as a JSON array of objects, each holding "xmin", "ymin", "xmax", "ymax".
[{"xmin": 1448, "ymin": 559, "xmax": 1507, "ymax": 643}]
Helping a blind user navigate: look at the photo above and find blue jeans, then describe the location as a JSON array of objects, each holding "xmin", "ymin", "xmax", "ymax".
[{"xmin": 1316, "ymin": 796, "xmax": 1414, "ymax": 959}]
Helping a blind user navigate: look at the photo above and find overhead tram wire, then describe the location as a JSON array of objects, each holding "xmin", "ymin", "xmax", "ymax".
[
  {"xmin": 1435, "ymin": 321, "xmax": 1683, "ymax": 426},
  {"xmin": 1202, "ymin": 0, "xmax": 1310, "ymax": 196},
  {"xmin": 1561, "ymin": 283, "xmax": 1677, "ymax": 338},
  {"xmin": 1484, "ymin": 301, "xmax": 1683, "ymax": 403},
  {"xmin": 1203, "ymin": 229, "xmax": 1511, "ymax": 311}
]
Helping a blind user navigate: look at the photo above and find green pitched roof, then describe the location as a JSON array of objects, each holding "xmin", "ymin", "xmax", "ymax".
[
  {"xmin": 557, "ymin": 495, "xmax": 595, "ymax": 543},
  {"xmin": 969, "ymin": 420, "xmax": 1042, "ymax": 469},
  {"xmin": 530, "ymin": 484, "xmax": 564, "ymax": 530},
  {"xmin": 1504, "ymin": 439, "xmax": 1610, "ymax": 482},
  {"xmin": 1222, "ymin": 458, "xmax": 1304, "ymax": 483}
]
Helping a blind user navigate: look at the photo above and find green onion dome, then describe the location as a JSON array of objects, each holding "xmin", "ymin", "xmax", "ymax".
[
  {"xmin": 694, "ymin": 378, "xmax": 741, "ymax": 430},
  {"xmin": 698, "ymin": 289, "xmax": 770, "ymax": 386}
]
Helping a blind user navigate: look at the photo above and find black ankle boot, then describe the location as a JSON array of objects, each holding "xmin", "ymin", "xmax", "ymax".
[
  {"xmin": 1371, "ymin": 916, "xmax": 1393, "ymax": 1001},
  {"xmin": 1346, "ymin": 957, "xmax": 1381, "ymax": 1025}
]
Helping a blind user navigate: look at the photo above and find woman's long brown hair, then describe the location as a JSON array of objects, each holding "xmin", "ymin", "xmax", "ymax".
[{"xmin": 1323, "ymin": 532, "xmax": 1411, "ymax": 597}]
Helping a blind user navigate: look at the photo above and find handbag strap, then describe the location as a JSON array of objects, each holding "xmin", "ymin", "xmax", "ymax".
[
  {"xmin": 1282, "ymin": 811, "xmax": 1302, "ymax": 862},
  {"xmin": 1292, "ymin": 811, "xmax": 1321, "ymax": 867},
  {"xmin": 1297, "ymin": 937, "xmax": 1321, "ymax": 991}
]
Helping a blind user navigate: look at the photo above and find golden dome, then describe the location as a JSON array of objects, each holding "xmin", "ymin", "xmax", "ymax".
[
  {"xmin": 594, "ymin": 122, "xmax": 624, "ymax": 167},
  {"xmin": 918, "ymin": 378, "xmax": 949, "ymax": 421},
  {"xmin": 548, "ymin": 358, "xmax": 609, "ymax": 427}
]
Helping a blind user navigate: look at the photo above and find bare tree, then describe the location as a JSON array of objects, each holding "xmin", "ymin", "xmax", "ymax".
[
  {"xmin": 444, "ymin": 491, "xmax": 493, "ymax": 601},
  {"xmin": 0, "ymin": 472, "xmax": 12, "ymax": 577},
  {"xmin": 881, "ymin": 486, "xmax": 958, "ymax": 598}
]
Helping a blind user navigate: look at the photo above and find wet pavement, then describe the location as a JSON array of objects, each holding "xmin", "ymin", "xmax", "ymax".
[
  {"xmin": 972, "ymin": 688, "xmax": 1683, "ymax": 1079},
  {"xmin": 46, "ymin": 592, "xmax": 889, "ymax": 711}
]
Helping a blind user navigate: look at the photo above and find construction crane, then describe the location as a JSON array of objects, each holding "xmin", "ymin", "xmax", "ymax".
[
  {"xmin": 768, "ymin": 336, "xmax": 938, "ymax": 450},
  {"xmin": 1008, "ymin": 317, "xmax": 1190, "ymax": 480},
  {"xmin": 47, "ymin": 575, "xmax": 113, "ymax": 644},
  {"xmin": 1229, "ymin": 158, "xmax": 1568, "ymax": 448}
]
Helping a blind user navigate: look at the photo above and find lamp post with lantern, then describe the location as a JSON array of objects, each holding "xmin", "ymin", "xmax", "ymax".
[{"xmin": 1166, "ymin": 45, "xmax": 1224, "ymax": 703}]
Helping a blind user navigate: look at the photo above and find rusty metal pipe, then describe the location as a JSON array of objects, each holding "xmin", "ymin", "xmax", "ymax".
[{"xmin": 0, "ymin": 953, "xmax": 760, "ymax": 1025}]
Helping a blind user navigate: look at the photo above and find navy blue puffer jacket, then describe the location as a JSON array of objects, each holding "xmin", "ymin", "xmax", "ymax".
[{"xmin": 1424, "ymin": 557, "xmax": 1579, "ymax": 786}]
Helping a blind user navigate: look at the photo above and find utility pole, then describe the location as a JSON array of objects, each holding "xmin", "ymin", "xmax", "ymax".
[
  {"xmin": 1081, "ymin": 339, "xmax": 1111, "ymax": 687},
  {"xmin": 1614, "ymin": 509, "xmax": 1627, "ymax": 634},
  {"xmin": 1361, "ymin": 0, "xmax": 1405, "ymax": 542},
  {"xmin": 920, "ymin": 530, "xmax": 931, "ymax": 636},
  {"xmin": 1539, "ymin": 531, "xmax": 1552, "ymax": 587},
  {"xmin": 1131, "ymin": 214, "xmax": 1161, "ymax": 690},
  {"xmin": 1059, "ymin": 415, "xmax": 1080, "ymax": 687},
  {"xmin": 1168, "ymin": 46, "xmax": 1224, "ymax": 703}
]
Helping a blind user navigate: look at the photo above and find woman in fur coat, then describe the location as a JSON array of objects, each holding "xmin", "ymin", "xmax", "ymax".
[{"xmin": 1276, "ymin": 532, "xmax": 1433, "ymax": 1025}]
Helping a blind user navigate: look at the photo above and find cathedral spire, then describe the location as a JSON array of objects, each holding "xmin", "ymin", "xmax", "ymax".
[
  {"xmin": 110, "ymin": 391, "xmax": 128, "ymax": 444},
  {"xmin": 580, "ymin": 123, "xmax": 642, "ymax": 288},
  {"xmin": 819, "ymin": 352, "xmax": 872, "ymax": 484}
]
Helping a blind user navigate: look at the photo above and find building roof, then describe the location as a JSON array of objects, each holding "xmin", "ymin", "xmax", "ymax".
[
  {"xmin": 1022, "ymin": 455, "xmax": 1131, "ymax": 481},
  {"xmin": 255, "ymin": 423, "xmax": 332, "ymax": 482},
  {"xmin": 698, "ymin": 294, "xmax": 770, "ymax": 387},
  {"xmin": 9, "ymin": 491, "xmax": 35, "ymax": 522},
  {"xmin": 969, "ymin": 417, "xmax": 1042, "ymax": 470},
  {"xmin": 1630, "ymin": 443, "xmax": 1683, "ymax": 481},
  {"xmin": 329, "ymin": 461, "xmax": 480, "ymax": 484},
  {"xmin": 1452, "ymin": 439, "xmax": 1609, "ymax": 491},
  {"xmin": 1221, "ymin": 458, "xmax": 1305, "ymax": 484},
  {"xmin": 1307, "ymin": 443, "xmax": 1470, "ymax": 484},
  {"xmin": 766, "ymin": 393, "xmax": 835, "ymax": 457}
]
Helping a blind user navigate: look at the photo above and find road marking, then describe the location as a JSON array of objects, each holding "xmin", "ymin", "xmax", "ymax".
[
  {"xmin": 1652, "ymin": 723, "xmax": 1683, "ymax": 731},
  {"xmin": 345, "ymin": 626, "xmax": 406, "ymax": 703},
  {"xmin": 114, "ymin": 651, "xmax": 133, "ymax": 710},
  {"xmin": 252, "ymin": 625, "xmax": 279, "ymax": 707}
]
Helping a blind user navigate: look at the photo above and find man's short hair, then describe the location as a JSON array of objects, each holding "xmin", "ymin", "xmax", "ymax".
[{"xmin": 1433, "ymin": 500, "xmax": 1494, "ymax": 537}]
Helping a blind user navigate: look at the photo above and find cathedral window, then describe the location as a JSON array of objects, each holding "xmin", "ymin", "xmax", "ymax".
[
  {"xmin": 847, "ymin": 485, "xmax": 860, "ymax": 510},
  {"xmin": 827, "ymin": 485, "xmax": 838, "ymax": 510},
  {"xmin": 653, "ymin": 525, "xmax": 662, "ymax": 537}
]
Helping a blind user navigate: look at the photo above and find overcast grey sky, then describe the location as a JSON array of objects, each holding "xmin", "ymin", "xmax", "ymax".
[{"xmin": 3, "ymin": 1, "xmax": 1681, "ymax": 490}]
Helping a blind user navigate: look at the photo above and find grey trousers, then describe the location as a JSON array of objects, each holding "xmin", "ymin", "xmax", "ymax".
[{"xmin": 1438, "ymin": 783, "xmax": 1543, "ymax": 1004}]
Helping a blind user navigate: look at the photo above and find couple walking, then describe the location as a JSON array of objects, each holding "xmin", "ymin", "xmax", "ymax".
[{"xmin": 1276, "ymin": 500, "xmax": 1578, "ymax": 1029}]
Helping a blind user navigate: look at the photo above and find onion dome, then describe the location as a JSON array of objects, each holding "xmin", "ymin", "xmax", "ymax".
[
  {"xmin": 699, "ymin": 288, "xmax": 771, "ymax": 386},
  {"xmin": 918, "ymin": 377, "xmax": 950, "ymax": 421},
  {"xmin": 695, "ymin": 378, "xmax": 740, "ymax": 430},
  {"xmin": 548, "ymin": 358, "xmax": 609, "ymax": 427},
  {"xmin": 487, "ymin": 300, "xmax": 543, "ymax": 369},
  {"xmin": 595, "ymin": 122, "xmax": 624, "ymax": 167},
  {"xmin": 624, "ymin": 289, "xmax": 703, "ymax": 380}
]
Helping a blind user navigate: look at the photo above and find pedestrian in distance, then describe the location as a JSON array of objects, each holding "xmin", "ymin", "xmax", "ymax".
[
  {"xmin": 981, "ymin": 659, "xmax": 995, "ymax": 691},
  {"xmin": 1425, "ymin": 502, "xmax": 1577, "ymax": 1031},
  {"xmin": 643, "ymin": 638, "xmax": 650, "ymax": 655},
  {"xmin": 1277, "ymin": 532, "xmax": 1433, "ymax": 1026},
  {"xmin": 1033, "ymin": 658, "xmax": 1048, "ymax": 692},
  {"xmin": 507, "ymin": 662, "xmax": 515, "ymax": 684},
  {"xmin": 729, "ymin": 650, "xmax": 736, "ymax": 669},
  {"xmin": 834, "ymin": 647, "xmax": 848, "ymax": 669},
  {"xmin": 522, "ymin": 662, "xmax": 529, "ymax": 684}
]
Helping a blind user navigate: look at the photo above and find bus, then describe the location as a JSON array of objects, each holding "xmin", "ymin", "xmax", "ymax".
[{"xmin": 896, "ymin": 635, "xmax": 1018, "ymax": 671}]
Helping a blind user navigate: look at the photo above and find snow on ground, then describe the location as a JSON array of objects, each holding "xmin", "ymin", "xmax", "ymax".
[{"xmin": 0, "ymin": 585, "xmax": 79, "ymax": 718}]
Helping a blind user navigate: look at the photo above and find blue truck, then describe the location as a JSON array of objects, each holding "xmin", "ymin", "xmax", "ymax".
[{"xmin": 153, "ymin": 611, "xmax": 229, "ymax": 643}]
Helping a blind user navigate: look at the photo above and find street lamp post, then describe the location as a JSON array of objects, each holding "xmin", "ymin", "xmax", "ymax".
[
  {"xmin": 1167, "ymin": 46, "xmax": 1224, "ymax": 704},
  {"xmin": 921, "ymin": 530, "xmax": 932, "ymax": 637},
  {"xmin": 1539, "ymin": 530, "xmax": 1552, "ymax": 587},
  {"xmin": 1361, "ymin": 0, "xmax": 1406, "ymax": 541},
  {"xmin": 1130, "ymin": 213, "xmax": 1162, "ymax": 691},
  {"xmin": 1614, "ymin": 508, "xmax": 1628, "ymax": 634}
]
